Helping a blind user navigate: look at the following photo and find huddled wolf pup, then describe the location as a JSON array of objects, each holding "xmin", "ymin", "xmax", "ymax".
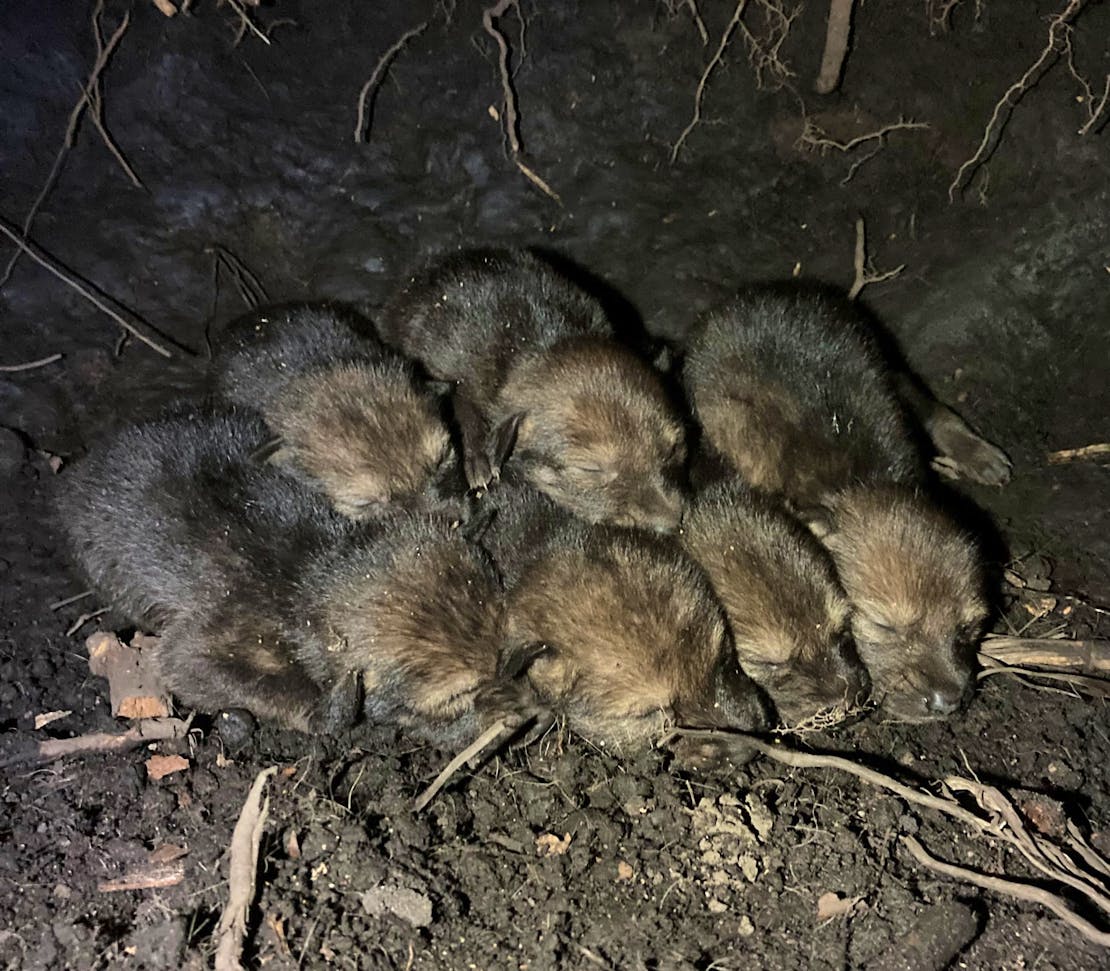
[
  {"xmin": 813, "ymin": 485, "xmax": 986, "ymax": 719},
  {"xmin": 481, "ymin": 486, "xmax": 769, "ymax": 759},
  {"xmin": 212, "ymin": 304, "xmax": 457, "ymax": 519},
  {"xmin": 58, "ymin": 410, "xmax": 540, "ymax": 740},
  {"xmin": 680, "ymin": 480, "xmax": 869, "ymax": 725},
  {"xmin": 684, "ymin": 287, "xmax": 988, "ymax": 721},
  {"xmin": 380, "ymin": 249, "xmax": 685, "ymax": 532}
]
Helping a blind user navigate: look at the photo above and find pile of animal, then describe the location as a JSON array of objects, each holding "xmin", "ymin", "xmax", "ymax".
[{"xmin": 57, "ymin": 248, "xmax": 1009, "ymax": 770}]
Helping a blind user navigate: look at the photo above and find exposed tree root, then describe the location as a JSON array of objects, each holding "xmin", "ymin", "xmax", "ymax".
[
  {"xmin": 214, "ymin": 766, "xmax": 279, "ymax": 971},
  {"xmin": 354, "ymin": 21, "xmax": 430, "ymax": 143},
  {"xmin": 949, "ymin": 0, "xmax": 1088, "ymax": 201},
  {"xmin": 814, "ymin": 0, "xmax": 854, "ymax": 95}
]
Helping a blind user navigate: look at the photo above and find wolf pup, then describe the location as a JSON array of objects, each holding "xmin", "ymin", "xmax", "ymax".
[
  {"xmin": 380, "ymin": 249, "xmax": 684, "ymax": 532},
  {"xmin": 479, "ymin": 485, "xmax": 769, "ymax": 763},
  {"xmin": 680, "ymin": 480, "xmax": 869, "ymax": 726},
  {"xmin": 212, "ymin": 304, "xmax": 459, "ymax": 520}
]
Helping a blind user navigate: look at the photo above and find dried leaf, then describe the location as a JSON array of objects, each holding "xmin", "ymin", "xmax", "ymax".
[
  {"xmin": 285, "ymin": 828, "xmax": 302, "ymax": 860},
  {"xmin": 816, "ymin": 890, "xmax": 863, "ymax": 921},
  {"xmin": 148, "ymin": 843, "xmax": 189, "ymax": 864},
  {"xmin": 535, "ymin": 832, "xmax": 572, "ymax": 857},
  {"xmin": 145, "ymin": 753, "xmax": 189, "ymax": 780}
]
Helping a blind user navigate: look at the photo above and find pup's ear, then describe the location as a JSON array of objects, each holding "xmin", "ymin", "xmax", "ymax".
[
  {"xmin": 249, "ymin": 435, "xmax": 287, "ymax": 465},
  {"xmin": 794, "ymin": 503, "xmax": 836, "ymax": 541},
  {"xmin": 497, "ymin": 640, "xmax": 552, "ymax": 680},
  {"xmin": 489, "ymin": 412, "xmax": 526, "ymax": 479}
]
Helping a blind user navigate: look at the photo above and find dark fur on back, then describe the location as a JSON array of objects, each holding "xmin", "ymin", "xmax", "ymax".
[
  {"xmin": 56, "ymin": 409, "xmax": 339, "ymax": 630},
  {"xmin": 382, "ymin": 249, "xmax": 685, "ymax": 531},
  {"xmin": 681, "ymin": 480, "xmax": 868, "ymax": 724},
  {"xmin": 482, "ymin": 485, "xmax": 769, "ymax": 750},
  {"xmin": 212, "ymin": 303, "xmax": 456, "ymax": 519},
  {"xmin": 380, "ymin": 249, "xmax": 613, "ymax": 406},
  {"xmin": 684, "ymin": 286, "xmax": 922, "ymax": 507}
]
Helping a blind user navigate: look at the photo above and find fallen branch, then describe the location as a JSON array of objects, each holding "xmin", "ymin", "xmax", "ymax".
[
  {"xmin": 482, "ymin": 0, "xmax": 560, "ymax": 203},
  {"xmin": 1047, "ymin": 443, "xmax": 1110, "ymax": 464},
  {"xmin": 0, "ymin": 717, "xmax": 191, "ymax": 769},
  {"xmin": 0, "ymin": 219, "xmax": 175, "ymax": 359},
  {"xmin": 414, "ymin": 718, "xmax": 509, "ymax": 812},
  {"xmin": 353, "ymin": 21, "xmax": 429, "ymax": 143},
  {"xmin": 847, "ymin": 216, "xmax": 903, "ymax": 300},
  {"xmin": 948, "ymin": 0, "xmax": 1087, "ymax": 201},
  {"xmin": 814, "ymin": 0, "xmax": 854, "ymax": 95},
  {"xmin": 214, "ymin": 766, "xmax": 278, "ymax": 971},
  {"xmin": 0, "ymin": 354, "xmax": 63, "ymax": 373}
]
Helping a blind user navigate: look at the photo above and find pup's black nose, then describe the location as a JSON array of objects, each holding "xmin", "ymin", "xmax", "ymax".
[{"xmin": 926, "ymin": 686, "xmax": 964, "ymax": 716}]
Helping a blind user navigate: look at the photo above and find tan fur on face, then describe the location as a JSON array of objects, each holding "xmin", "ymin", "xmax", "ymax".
[
  {"xmin": 681, "ymin": 483, "xmax": 864, "ymax": 723},
  {"xmin": 269, "ymin": 363, "xmax": 450, "ymax": 518},
  {"xmin": 499, "ymin": 338, "xmax": 685, "ymax": 531},
  {"xmin": 505, "ymin": 529, "xmax": 730, "ymax": 745},
  {"xmin": 319, "ymin": 535, "xmax": 504, "ymax": 721},
  {"xmin": 820, "ymin": 485, "xmax": 987, "ymax": 719}
]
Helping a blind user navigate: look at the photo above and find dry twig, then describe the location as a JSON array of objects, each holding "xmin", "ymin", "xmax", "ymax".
[
  {"xmin": 207, "ymin": 246, "xmax": 268, "ymax": 309},
  {"xmin": 49, "ymin": 589, "xmax": 95, "ymax": 611},
  {"xmin": 414, "ymin": 718, "xmax": 510, "ymax": 811},
  {"xmin": 482, "ymin": 0, "xmax": 561, "ymax": 203},
  {"xmin": 0, "ymin": 354, "xmax": 63, "ymax": 373},
  {"xmin": 948, "ymin": 0, "xmax": 1087, "ymax": 201},
  {"xmin": 814, "ymin": 0, "xmax": 855, "ymax": 94},
  {"xmin": 903, "ymin": 836, "xmax": 1110, "ymax": 946},
  {"xmin": 215, "ymin": 766, "xmax": 279, "ymax": 971},
  {"xmin": 667, "ymin": 0, "xmax": 709, "ymax": 45},
  {"xmin": 65, "ymin": 607, "xmax": 110, "ymax": 637},
  {"xmin": 0, "ymin": 717, "xmax": 191, "ymax": 769},
  {"xmin": 798, "ymin": 115, "xmax": 929, "ymax": 185},
  {"xmin": 0, "ymin": 219, "xmax": 174, "ymax": 359},
  {"xmin": 1047, "ymin": 443, "xmax": 1110, "ymax": 464},
  {"xmin": 979, "ymin": 634, "xmax": 1110, "ymax": 674},
  {"xmin": 98, "ymin": 863, "xmax": 186, "ymax": 893},
  {"xmin": 847, "ymin": 216, "xmax": 904, "ymax": 300},
  {"xmin": 223, "ymin": 0, "xmax": 271, "ymax": 47},
  {"xmin": 353, "ymin": 21, "xmax": 429, "ymax": 143}
]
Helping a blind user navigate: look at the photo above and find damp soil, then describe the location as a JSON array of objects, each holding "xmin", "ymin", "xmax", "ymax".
[{"xmin": 1, "ymin": 1, "xmax": 1108, "ymax": 969}]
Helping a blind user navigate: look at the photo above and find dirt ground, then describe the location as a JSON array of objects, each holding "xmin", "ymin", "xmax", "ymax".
[{"xmin": 1, "ymin": 1, "xmax": 1108, "ymax": 968}]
